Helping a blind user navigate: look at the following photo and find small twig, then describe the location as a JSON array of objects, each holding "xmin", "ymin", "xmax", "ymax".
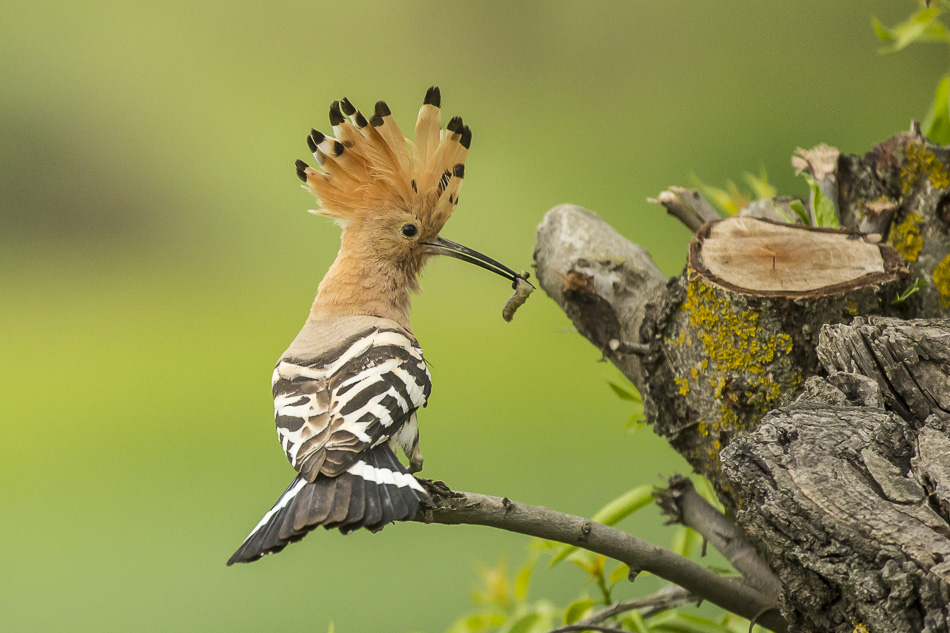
[
  {"xmin": 550, "ymin": 626, "xmax": 625, "ymax": 633},
  {"xmin": 551, "ymin": 586, "xmax": 694, "ymax": 633},
  {"xmin": 654, "ymin": 475, "xmax": 782, "ymax": 597},
  {"xmin": 416, "ymin": 484, "xmax": 787, "ymax": 632},
  {"xmin": 607, "ymin": 338, "xmax": 650, "ymax": 356},
  {"xmin": 648, "ymin": 187, "xmax": 720, "ymax": 232}
]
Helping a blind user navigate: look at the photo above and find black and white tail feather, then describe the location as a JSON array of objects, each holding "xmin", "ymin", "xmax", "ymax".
[
  {"xmin": 227, "ymin": 318, "xmax": 433, "ymax": 565},
  {"xmin": 227, "ymin": 445, "xmax": 427, "ymax": 565}
]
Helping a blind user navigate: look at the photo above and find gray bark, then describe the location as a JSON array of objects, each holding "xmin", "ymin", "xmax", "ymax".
[{"xmin": 721, "ymin": 318, "xmax": 950, "ymax": 632}]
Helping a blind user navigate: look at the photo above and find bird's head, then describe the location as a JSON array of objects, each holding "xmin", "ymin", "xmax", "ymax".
[{"xmin": 296, "ymin": 88, "xmax": 527, "ymax": 288}]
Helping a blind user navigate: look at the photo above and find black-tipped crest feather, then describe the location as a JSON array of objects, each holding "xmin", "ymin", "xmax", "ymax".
[{"xmin": 424, "ymin": 86, "xmax": 441, "ymax": 107}]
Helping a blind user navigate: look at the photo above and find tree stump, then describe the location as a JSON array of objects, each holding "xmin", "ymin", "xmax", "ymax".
[{"xmin": 642, "ymin": 217, "xmax": 905, "ymax": 497}]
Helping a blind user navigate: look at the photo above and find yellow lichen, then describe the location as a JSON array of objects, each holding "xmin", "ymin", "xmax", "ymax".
[
  {"xmin": 681, "ymin": 274, "xmax": 800, "ymax": 456},
  {"xmin": 902, "ymin": 143, "xmax": 950, "ymax": 193},
  {"xmin": 778, "ymin": 333, "xmax": 793, "ymax": 354},
  {"xmin": 718, "ymin": 406, "xmax": 743, "ymax": 434},
  {"xmin": 888, "ymin": 212, "xmax": 924, "ymax": 262},
  {"xmin": 853, "ymin": 624, "xmax": 869, "ymax": 633},
  {"xmin": 674, "ymin": 376, "xmax": 691, "ymax": 395},
  {"xmin": 933, "ymin": 254, "xmax": 950, "ymax": 310}
]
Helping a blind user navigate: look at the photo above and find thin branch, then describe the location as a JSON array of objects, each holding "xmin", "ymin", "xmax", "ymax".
[
  {"xmin": 550, "ymin": 586, "xmax": 694, "ymax": 633},
  {"xmin": 654, "ymin": 476, "xmax": 782, "ymax": 597},
  {"xmin": 550, "ymin": 626, "xmax": 625, "ymax": 633},
  {"xmin": 607, "ymin": 338, "xmax": 651, "ymax": 356},
  {"xmin": 647, "ymin": 187, "xmax": 719, "ymax": 232},
  {"xmin": 416, "ymin": 482, "xmax": 787, "ymax": 633}
]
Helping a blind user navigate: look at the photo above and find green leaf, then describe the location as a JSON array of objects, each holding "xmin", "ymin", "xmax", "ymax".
[
  {"xmin": 924, "ymin": 75, "xmax": 950, "ymax": 144},
  {"xmin": 741, "ymin": 167, "xmax": 777, "ymax": 200},
  {"xmin": 802, "ymin": 173, "xmax": 838, "ymax": 228},
  {"xmin": 566, "ymin": 548, "xmax": 600, "ymax": 572},
  {"xmin": 721, "ymin": 613, "xmax": 763, "ymax": 633},
  {"xmin": 503, "ymin": 613, "xmax": 540, "ymax": 633},
  {"xmin": 609, "ymin": 381, "xmax": 642, "ymax": 402},
  {"xmin": 670, "ymin": 525, "xmax": 702, "ymax": 559},
  {"xmin": 564, "ymin": 599, "xmax": 596, "ymax": 624},
  {"xmin": 448, "ymin": 612, "xmax": 506, "ymax": 633},
  {"xmin": 786, "ymin": 199, "xmax": 811, "ymax": 225},
  {"xmin": 693, "ymin": 475, "xmax": 724, "ymax": 513},
  {"xmin": 609, "ymin": 562, "xmax": 631, "ymax": 586},
  {"xmin": 514, "ymin": 551, "xmax": 538, "ymax": 602},
  {"xmin": 550, "ymin": 485, "xmax": 655, "ymax": 566},
  {"xmin": 705, "ymin": 564, "xmax": 740, "ymax": 575},
  {"xmin": 871, "ymin": 16, "xmax": 895, "ymax": 42},
  {"xmin": 769, "ymin": 200, "xmax": 795, "ymax": 224},
  {"xmin": 875, "ymin": 7, "xmax": 950, "ymax": 53},
  {"xmin": 649, "ymin": 611, "xmax": 734, "ymax": 633},
  {"xmin": 593, "ymin": 485, "xmax": 656, "ymax": 525},
  {"xmin": 893, "ymin": 277, "xmax": 930, "ymax": 305},
  {"xmin": 623, "ymin": 611, "xmax": 652, "ymax": 633},
  {"xmin": 626, "ymin": 413, "xmax": 646, "ymax": 431},
  {"xmin": 514, "ymin": 561, "xmax": 534, "ymax": 601}
]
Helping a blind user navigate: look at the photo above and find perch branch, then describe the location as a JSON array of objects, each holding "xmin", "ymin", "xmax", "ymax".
[
  {"xmin": 416, "ymin": 483, "xmax": 787, "ymax": 632},
  {"xmin": 654, "ymin": 475, "xmax": 782, "ymax": 596}
]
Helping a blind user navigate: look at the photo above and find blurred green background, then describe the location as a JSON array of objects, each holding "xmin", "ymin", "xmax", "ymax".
[{"xmin": 1, "ymin": 1, "xmax": 941, "ymax": 631}]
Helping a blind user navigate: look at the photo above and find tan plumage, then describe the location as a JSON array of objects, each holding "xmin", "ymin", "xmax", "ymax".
[
  {"xmin": 413, "ymin": 96, "xmax": 441, "ymax": 183},
  {"xmin": 296, "ymin": 88, "xmax": 469, "ymax": 236}
]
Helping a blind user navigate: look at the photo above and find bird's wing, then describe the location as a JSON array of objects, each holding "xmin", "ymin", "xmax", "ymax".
[{"xmin": 272, "ymin": 322, "xmax": 431, "ymax": 481}]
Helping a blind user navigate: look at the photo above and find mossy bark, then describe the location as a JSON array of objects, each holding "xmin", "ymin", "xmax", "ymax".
[{"xmin": 641, "ymin": 271, "xmax": 900, "ymax": 500}]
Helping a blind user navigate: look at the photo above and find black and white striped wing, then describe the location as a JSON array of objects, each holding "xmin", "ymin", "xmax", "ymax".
[{"xmin": 271, "ymin": 325, "xmax": 431, "ymax": 481}]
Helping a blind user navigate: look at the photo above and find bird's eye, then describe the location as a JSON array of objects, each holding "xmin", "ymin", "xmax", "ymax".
[{"xmin": 401, "ymin": 224, "xmax": 419, "ymax": 238}]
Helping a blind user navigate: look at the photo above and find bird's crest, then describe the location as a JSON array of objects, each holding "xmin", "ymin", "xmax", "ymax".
[{"xmin": 296, "ymin": 87, "xmax": 470, "ymax": 235}]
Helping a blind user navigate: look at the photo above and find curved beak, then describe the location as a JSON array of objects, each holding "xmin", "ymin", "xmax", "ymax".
[{"xmin": 423, "ymin": 236, "xmax": 534, "ymax": 288}]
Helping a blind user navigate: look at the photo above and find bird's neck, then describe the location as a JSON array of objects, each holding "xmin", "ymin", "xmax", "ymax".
[{"xmin": 309, "ymin": 232, "xmax": 418, "ymax": 332}]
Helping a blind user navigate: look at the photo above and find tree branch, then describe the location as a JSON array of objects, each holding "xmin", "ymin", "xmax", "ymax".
[
  {"xmin": 654, "ymin": 475, "xmax": 782, "ymax": 596},
  {"xmin": 647, "ymin": 187, "xmax": 720, "ymax": 232},
  {"xmin": 416, "ymin": 482, "xmax": 787, "ymax": 633},
  {"xmin": 549, "ymin": 586, "xmax": 694, "ymax": 633}
]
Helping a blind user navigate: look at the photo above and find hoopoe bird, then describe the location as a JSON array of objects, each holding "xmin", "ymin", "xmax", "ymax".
[{"xmin": 228, "ymin": 87, "xmax": 530, "ymax": 565}]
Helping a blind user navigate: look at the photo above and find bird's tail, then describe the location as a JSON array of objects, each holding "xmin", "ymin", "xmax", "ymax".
[{"xmin": 227, "ymin": 445, "xmax": 429, "ymax": 565}]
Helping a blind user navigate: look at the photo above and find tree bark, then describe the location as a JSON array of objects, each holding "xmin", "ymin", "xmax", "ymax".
[
  {"xmin": 532, "ymin": 129, "xmax": 950, "ymax": 630},
  {"xmin": 721, "ymin": 319, "xmax": 950, "ymax": 633},
  {"xmin": 643, "ymin": 217, "xmax": 905, "ymax": 499}
]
